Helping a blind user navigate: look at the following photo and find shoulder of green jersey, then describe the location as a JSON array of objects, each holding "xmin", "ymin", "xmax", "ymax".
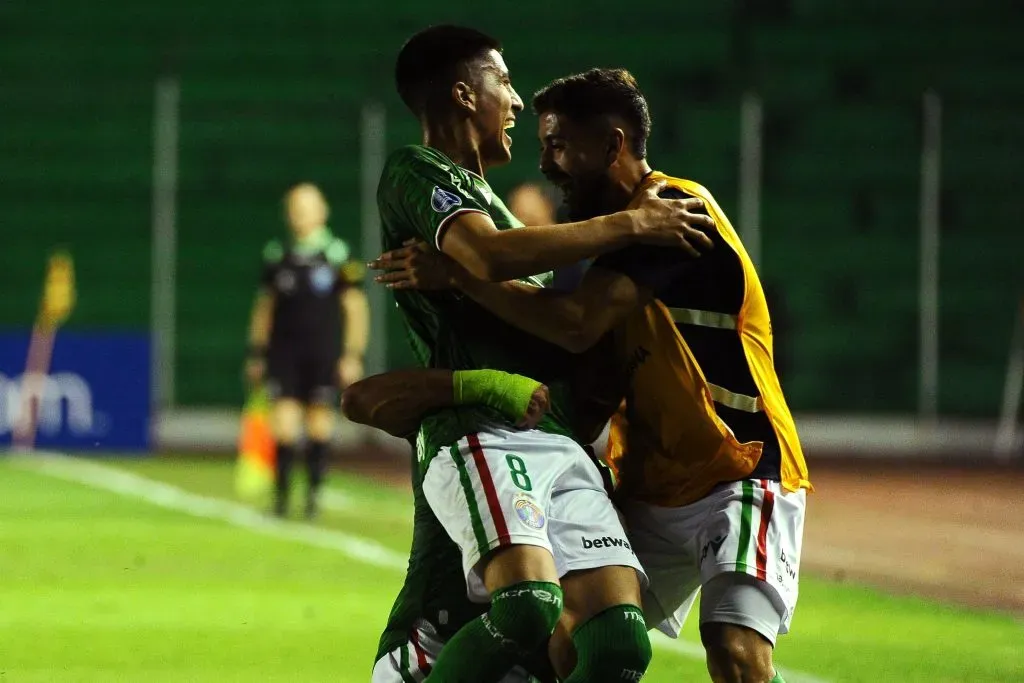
[
  {"xmin": 478, "ymin": 184, "xmax": 493, "ymax": 205},
  {"xmin": 381, "ymin": 146, "xmax": 426, "ymax": 181},
  {"xmin": 387, "ymin": 144, "xmax": 427, "ymax": 162},
  {"xmin": 384, "ymin": 145, "xmax": 468, "ymax": 201},
  {"xmin": 262, "ymin": 240, "xmax": 284, "ymax": 263},
  {"xmin": 324, "ymin": 237, "xmax": 350, "ymax": 265},
  {"xmin": 445, "ymin": 172, "xmax": 474, "ymax": 199},
  {"xmin": 388, "ymin": 144, "xmax": 448, "ymax": 169}
]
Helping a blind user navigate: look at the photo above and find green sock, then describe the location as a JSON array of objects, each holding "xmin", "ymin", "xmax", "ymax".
[
  {"xmin": 520, "ymin": 638, "xmax": 558, "ymax": 683},
  {"xmin": 426, "ymin": 581, "xmax": 562, "ymax": 683},
  {"xmin": 772, "ymin": 671, "xmax": 786, "ymax": 683},
  {"xmin": 564, "ymin": 605, "xmax": 652, "ymax": 683}
]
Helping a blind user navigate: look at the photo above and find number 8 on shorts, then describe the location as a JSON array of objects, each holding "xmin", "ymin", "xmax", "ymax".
[{"xmin": 506, "ymin": 454, "xmax": 532, "ymax": 491}]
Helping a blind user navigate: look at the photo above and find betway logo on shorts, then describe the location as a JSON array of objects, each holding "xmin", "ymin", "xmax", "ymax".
[
  {"xmin": 779, "ymin": 548, "xmax": 798, "ymax": 582},
  {"xmin": 581, "ymin": 535, "xmax": 632, "ymax": 551},
  {"xmin": 0, "ymin": 372, "xmax": 107, "ymax": 437}
]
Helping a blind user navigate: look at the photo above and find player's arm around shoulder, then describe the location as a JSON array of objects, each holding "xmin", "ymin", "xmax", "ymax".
[
  {"xmin": 553, "ymin": 266, "xmax": 651, "ymax": 353},
  {"xmin": 439, "ymin": 211, "xmax": 512, "ymax": 282},
  {"xmin": 341, "ymin": 368, "xmax": 549, "ymax": 438},
  {"xmin": 341, "ymin": 369, "xmax": 452, "ymax": 438},
  {"xmin": 464, "ymin": 264, "xmax": 651, "ymax": 354},
  {"xmin": 530, "ymin": 184, "xmax": 716, "ymax": 350},
  {"xmin": 371, "ymin": 239, "xmax": 651, "ymax": 355},
  {"xmin": 442, "ymin": 180, "xmax": 716, "ymax": 282}
]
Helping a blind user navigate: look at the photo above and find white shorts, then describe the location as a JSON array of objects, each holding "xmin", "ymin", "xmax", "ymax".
[
  {"xmin": 623, "ymin": 479, "xmax": 806, "ymax": 644},
  {"xmin": 371, "ymin": 619, "xmax": 533, "ymax": 683},
  {"xmin": 424, "ymin": 425, "xmax": 646, "ymax": 602}
]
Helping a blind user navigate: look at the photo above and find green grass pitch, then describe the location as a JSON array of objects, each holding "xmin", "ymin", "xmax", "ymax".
[{"xmin": 1, "ymin": 455, "xmax": 1021, "ymax": 682}]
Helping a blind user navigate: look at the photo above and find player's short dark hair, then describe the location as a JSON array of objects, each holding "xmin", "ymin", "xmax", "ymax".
[
  {"xmin": 395, "ymin": 25, "xmax": 502, "ymax": 118},
  {"xmin": 532, "ymin": 68, "xmax": 652, "ymax": 158}
]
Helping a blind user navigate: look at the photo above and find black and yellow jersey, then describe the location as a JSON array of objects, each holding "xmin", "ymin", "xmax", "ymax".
[{"xmin": 596, "ymin": 172, "xmax": 811, "ymax": 507}]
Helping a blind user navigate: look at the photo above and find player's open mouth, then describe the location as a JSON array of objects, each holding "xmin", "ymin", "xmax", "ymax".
[{"xmin": 503, "ymin": 120, "xmax": 514, "ymax": 145}]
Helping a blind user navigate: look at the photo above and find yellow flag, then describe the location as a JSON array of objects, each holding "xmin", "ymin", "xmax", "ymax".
[{"xmin": 40, "ymin": 250, "xmax": 76, "ymax": 329}]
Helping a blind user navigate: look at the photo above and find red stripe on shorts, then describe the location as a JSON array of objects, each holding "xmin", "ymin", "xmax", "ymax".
[
  {"xmin": 467, "ymin": 433, "xmax": 511, "ymax": 547},
  {"xmin": 755, "ymin": 481, "xmax": 775, "ymax": 581},
  {"xmin": 410, "ymin": 627, "xmax": 431, "ymax": 675}
]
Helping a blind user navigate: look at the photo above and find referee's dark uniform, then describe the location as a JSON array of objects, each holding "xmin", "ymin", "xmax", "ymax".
[{"xmin": 259, "ymin": 229, "xmax": 364, "ymax": 515}]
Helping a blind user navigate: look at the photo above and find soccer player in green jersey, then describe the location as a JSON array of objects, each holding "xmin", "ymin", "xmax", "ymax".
[
  {"xmin": 346, "ymin": 369, "xmax": 553, "ymax": 683},
  {"xmin": 370, "ymin": 24, "xmax": 714, "ymax": 683}
]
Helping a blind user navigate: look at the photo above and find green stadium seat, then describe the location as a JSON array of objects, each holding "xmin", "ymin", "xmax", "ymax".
[
  {"xmin": 790, "ymin": 0, "xmax": 1014, "ymax": 21},
  {"xmin": 2, "ymin": 0, "xmax": 1020, "ymax": 412},
  {"xmin": 753, "ymin": 65, "xmax": 834, "ymax": 105}
]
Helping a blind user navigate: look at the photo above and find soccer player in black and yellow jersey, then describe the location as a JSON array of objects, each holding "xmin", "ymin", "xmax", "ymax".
[{"xmin": 372, "ymin": 69, "xmax": 811, "ymax": 683}]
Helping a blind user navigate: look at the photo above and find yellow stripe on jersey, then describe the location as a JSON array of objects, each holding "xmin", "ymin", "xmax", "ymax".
[
  {"xmin": 707, "ymin": 383, "xmax": 763, "ymax": 413},
  {"xmin": 668, "ymin": 307, "xmax": 738, "ymax": 330}
]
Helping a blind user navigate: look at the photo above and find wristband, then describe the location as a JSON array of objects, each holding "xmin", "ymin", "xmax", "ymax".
[{"xmin": 453, "ymin": 369, "xmax": 541, "ymax": 423}]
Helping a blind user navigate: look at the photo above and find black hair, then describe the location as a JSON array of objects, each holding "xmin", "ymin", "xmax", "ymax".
[
  {"xmin": 532, "ymin": 68, "xmax": 652, "ymax": 158},
  {"xmin": 395, "ymin": 25, "xmax": 502, "ymax": 118}
]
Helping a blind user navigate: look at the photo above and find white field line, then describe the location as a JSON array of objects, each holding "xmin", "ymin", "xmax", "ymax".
[
  {"xmin": 10, "ymin": 453, "xmax": 829, "ymax": 683},
  {"xmin": 12, "ymin": 453, "xmax": 408, "ymax": 571}
]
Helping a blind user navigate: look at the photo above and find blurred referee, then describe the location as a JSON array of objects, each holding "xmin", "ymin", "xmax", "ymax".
[{"xmin": 245, "ymin": 183, "xmax": 369, "ymax": 519}]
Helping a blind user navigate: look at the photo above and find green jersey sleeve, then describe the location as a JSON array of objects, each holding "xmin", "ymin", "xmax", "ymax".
[{"xmin": 377, "ymin": 145, "xmax": 490, "ymax": 249}]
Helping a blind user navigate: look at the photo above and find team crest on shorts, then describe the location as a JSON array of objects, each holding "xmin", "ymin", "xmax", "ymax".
[
  {"xmin": 430, "ymin": 186, "xmax": 462, "ymax": 213},
  {"xmin": 513, "ymin": 494, "xmax": 546, "ymax": 530}
]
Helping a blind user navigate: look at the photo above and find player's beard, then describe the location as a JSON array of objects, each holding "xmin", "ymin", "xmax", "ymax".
[{"xmin": 554, "ymin": 171, "xmax": 617, "ymax": 222}]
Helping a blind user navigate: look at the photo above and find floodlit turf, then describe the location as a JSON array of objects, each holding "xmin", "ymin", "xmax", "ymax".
[{"xmin": 1, "ymin": 454, "xmax": 1022, "ymax": 683}]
